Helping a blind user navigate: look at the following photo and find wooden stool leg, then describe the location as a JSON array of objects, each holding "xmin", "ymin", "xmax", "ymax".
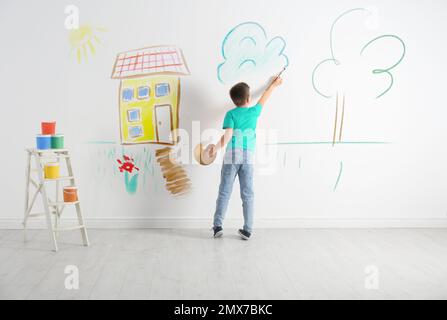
[
  {"xmin": 66, "ymin": 156, "xmax": 89, "ymax": 246},
  {"xmin": 75, "ymin": 201, "xmax": 89, "ymax": 246},
  {"xmin": 34, "ymin": 155, "xmax": 58, "ymax": 252}
]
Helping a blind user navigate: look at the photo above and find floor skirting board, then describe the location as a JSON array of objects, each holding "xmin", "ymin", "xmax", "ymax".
[{"xmin": 1, "ymin": 218, "xmax": 447, "ymax": 229}]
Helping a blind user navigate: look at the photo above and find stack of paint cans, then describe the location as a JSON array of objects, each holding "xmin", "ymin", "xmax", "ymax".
[{"xmin": 36, "ymin": 121, "xmax": 64, "ymax": 150}]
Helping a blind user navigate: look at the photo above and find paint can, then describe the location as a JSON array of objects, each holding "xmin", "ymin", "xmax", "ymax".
[
  {"xmin": 63, "ymin": 186, "xmax": 78, "ymax": 202},
  {"xmin": 41, "ymin": 121, "xmax": 56, "ymax": 135},
  {"xmin": 51, "ymin": 134, "xmax": 64, "ymax": 149},
  {"xmin": 44, "ymin": 162, "xmax": 60, "ymax": 179},
  {"xmin": 36, "ymin": 134, "xmax": 52, "ymax": 150}
]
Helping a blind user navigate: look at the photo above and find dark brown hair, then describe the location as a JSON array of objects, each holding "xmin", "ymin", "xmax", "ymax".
[{"xmin": 229, "ymin": 82, "xmax": 250, "ymax": 106}]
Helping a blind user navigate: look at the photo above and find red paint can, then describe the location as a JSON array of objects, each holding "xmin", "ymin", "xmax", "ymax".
[{"xmin": 41, "ymin": 121, "xmax": 56, "ymax": 135}]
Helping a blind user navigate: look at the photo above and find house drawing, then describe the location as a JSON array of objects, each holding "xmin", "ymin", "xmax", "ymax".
[{"xmin": 111, "ymin": 45, "xmax": 190, "ymax": 145}]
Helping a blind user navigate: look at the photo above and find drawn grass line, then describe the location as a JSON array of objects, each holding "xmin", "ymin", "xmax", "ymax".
[
  {"xmin": 333, "ymin": 161, "xmax": 343, "ymax": 191},
  {"xmin": 85, "ymin": 141, "xmax": 117, "ymax": 145},
  {"xmin": 267, "ymin": 141, "xmax": 390, "ymax": 145}
]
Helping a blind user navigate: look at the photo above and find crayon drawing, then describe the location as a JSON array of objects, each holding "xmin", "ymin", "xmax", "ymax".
[
  {"xmin": 117, "ymin": 155, "xmax": 140, "ymax": 174},
  {"xmin": 156, "ymin": 147, "xmax": 191, "ymax": 196},
  {"xmin": 217, "ymin": 22, "xmax": 289, "ymax": 84},
  {"xmin": 312, "ymin": 8, "xmax": 406, "ymax": 145},
  {"xmin": 116, "ymin": 154, "xmax": 140, "ymax": 194},
  {"xmin": 333, "ymin": 161, "xmax": 343, "ymax": 192},
  {"xmin": 68, "ymin": 24, "xmax": 107, "ymax": 64},
  {"xmin": 87, "ymin": 145, "xmax": 159, "ymax": 195},
  {"xmin": 111, "ymin": 45, "xmax": 190, "ymax": 145},
  {"xmin": 110, "ymin": 46, "xmax": 191, "ymax": 196}
]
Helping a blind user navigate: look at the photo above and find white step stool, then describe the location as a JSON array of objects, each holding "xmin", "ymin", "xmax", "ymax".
[{"xmin": 23, "ymin": 148, "xmax": 89, "ymax": 252}]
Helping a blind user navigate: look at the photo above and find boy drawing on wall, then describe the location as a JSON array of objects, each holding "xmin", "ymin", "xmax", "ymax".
[{"xmin": 209, "ymin": 75, "xmax": 283, "ymax": 240}]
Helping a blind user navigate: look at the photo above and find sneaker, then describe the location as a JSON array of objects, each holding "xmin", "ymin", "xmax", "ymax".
[
  {"xmin": 213, "ymin": 226, "xmax": 223, "ymax": 238},
  {"xmin": 238, "ymin": 229, "xmax": 251, "ymax": 240}
]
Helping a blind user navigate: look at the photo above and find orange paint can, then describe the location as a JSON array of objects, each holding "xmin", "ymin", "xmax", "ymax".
[{"xmin": 63, "ymin": 186, "xmax": 78, "ymax": 202}]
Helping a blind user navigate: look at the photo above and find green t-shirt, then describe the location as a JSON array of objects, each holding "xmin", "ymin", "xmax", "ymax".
[{"xmin": 222, "ymin": 103, "xmax": 262, "ymax": 151}]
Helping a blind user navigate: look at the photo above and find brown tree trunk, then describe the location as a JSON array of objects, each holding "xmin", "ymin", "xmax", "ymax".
[{"xmin": 332, "ymin": 92, "xmax": 345, "ymax": 146}]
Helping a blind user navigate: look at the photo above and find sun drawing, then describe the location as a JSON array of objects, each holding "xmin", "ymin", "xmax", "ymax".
[{"xmin": 68, "ymin": 24, "xmax": 106, "ymax": 63}]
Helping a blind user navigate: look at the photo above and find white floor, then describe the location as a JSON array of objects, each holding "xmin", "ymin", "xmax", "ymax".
[{"xmin": 0, "ymin": 228, "xmax": 446, "ymax": 300}]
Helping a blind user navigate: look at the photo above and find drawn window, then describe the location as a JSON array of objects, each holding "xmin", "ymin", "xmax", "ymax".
[
  {"xmin": 128, "ymin": 125, "xmax": 143, "ymax": 138},
  {"xmin": 122, "ymin": 88, "xmax": 134, "ymax": 101},
  {"xmin": 155, "ymin": 83, "xmax": 170, "ymax": 97},
  {"xmin": 138, "ymin": 86, "xmax": 150, "ymax": 99},
  {"xmin": 127, "ymin": 109, "xmax": 141, "ymax": 123}
]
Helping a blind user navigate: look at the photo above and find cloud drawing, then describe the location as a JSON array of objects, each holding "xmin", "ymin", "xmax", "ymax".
[{"xmin": 217, "ymin": 22, "xmax": 289, "ymax": 84}]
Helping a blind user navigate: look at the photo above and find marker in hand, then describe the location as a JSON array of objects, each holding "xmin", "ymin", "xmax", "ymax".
[
  {"xmin": 275, "ymin": 67, "xmax": 286, "ymax": 80},
  {"xmin": 271, "ymin": 67, "xmax": 286, "ymax": 86}
]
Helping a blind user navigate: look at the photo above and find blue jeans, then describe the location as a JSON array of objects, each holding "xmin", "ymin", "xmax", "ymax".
[{"xmin": 213, "ymin": 148, "xmax": 254, "ymax": 233}]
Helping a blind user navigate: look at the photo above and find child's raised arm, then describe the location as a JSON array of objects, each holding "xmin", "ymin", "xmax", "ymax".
[{"xmin": 257, "ymin": 76, "xmax": 283, "ymax": 106}]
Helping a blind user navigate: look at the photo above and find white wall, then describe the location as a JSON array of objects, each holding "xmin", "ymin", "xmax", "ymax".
[{"xmin": 1, "ymin": 0, "xmax": 447, "ymax": 228}]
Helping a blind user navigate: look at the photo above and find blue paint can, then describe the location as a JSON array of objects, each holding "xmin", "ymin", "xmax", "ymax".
[{"xmin": 36, "ymin": 134, "xmax": 51, "ymax": 150}]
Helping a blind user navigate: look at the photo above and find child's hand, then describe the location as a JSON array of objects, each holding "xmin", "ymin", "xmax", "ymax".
[
  {"xmin": 271, "ymin": 76, "xmax": 283, "ymax": 87},
  {"xmin": 208, "ymin": 145, "xmax": 217, "ymax": 158}
]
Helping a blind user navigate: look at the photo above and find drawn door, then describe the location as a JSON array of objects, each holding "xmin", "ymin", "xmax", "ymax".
[{"xmin": 155, "ymin": 105, "xmax": 173, "ymax": 144}]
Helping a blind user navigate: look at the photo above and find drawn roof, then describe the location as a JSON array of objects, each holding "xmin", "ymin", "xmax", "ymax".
[{"xmin": 111, "ymin": 45, "xmax": 190, "ymax": 79}]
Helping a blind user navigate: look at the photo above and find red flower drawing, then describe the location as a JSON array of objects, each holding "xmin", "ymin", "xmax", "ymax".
[{"xmin": 117, "ymin": 155, "xmax": 140, "ymax": 173}]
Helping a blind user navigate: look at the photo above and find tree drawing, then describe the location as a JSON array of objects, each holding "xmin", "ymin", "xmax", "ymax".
[{"xmin": 312, "ymin": 8, "xmax": 406, "ymax": 145}]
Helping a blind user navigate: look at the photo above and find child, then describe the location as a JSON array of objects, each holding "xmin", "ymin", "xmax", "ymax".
[{"xmin": 209, "ymin": 75, "xmax": 283, "ymax": 240}]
